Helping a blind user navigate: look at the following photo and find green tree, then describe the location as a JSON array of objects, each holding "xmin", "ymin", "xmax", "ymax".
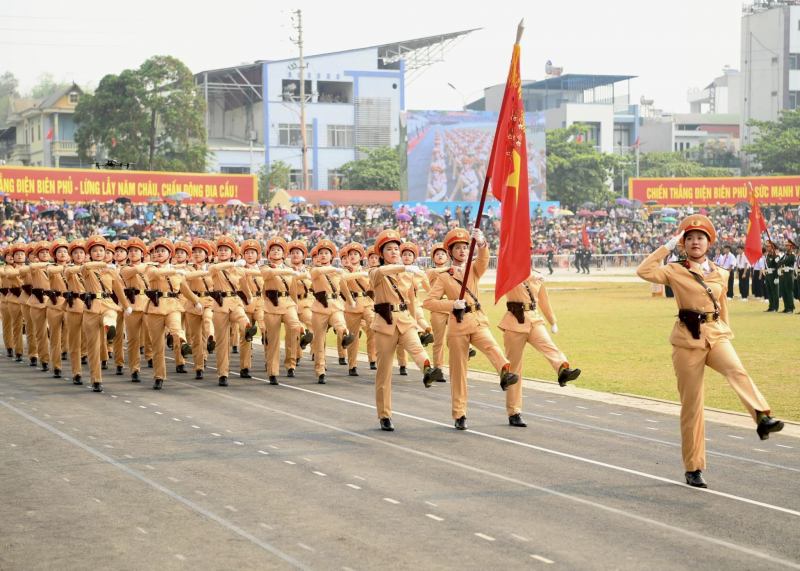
[
  {"xmin": 339, "ymin": 146, "xmax": 400, "ymax": 190},
  {"xmin": 257, "ymin": 160, "xmax": 291, "ymax": 203},
  {"xmin": 0, "ymin": 71, "xmax": 19, "ymax": 126},
  {"xmin": 634, "ymin": 151, "xmax": 733, "ymax": 177},
  {"xmin": 545, "ymin": 125, "xmax": 617, "ymax": 208},
  {"xmin": 745, "ymin": 109, "xmax": 800, "ymax": 174},
  {"xmin": 28, "ymin": 73, "xmax": 71, "ymax": 99},
  {"xmin": 75, "ymin": 56, "xmax": 208, "ymax": 172}
]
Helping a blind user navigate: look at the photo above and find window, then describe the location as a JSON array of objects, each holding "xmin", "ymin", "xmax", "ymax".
[
  {"xmin": 68, "ymin": 92, "xmax": 79, "ymax": 104},
  {"xmin": 790, "ymin": 91, "xmax": 799, "ymax": 110},
  {"xmin": 281, "ymin": 79, "xmax": 312, "ymax": 102},
  {"xmin": 289, "ymin": 169, "xmax": 313, "ymax": 189},
  {"xmin": 317, "ymin": 81, "xmax": 352, "ymax": 104},
  {"xmin": 327, "ymin": 169, "xmax": 345, "ymax": 190},
  {"xmin": 278, "ymin": 123, "xmax": 313, "ymax": 146},
  {"xmin": 790, "ymin": 54, "xmax": 800, "ymax": 71},
  {"xmin": 326, "ymin": 124, "xmax": 353, "ymax": 148},
  {"xmin": 220, "ymin": 166, "xmax": 250, "ymax": 174}
]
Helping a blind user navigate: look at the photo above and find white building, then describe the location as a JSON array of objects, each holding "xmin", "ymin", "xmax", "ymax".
[
  {"xmin": 196, "ymin": 30, "xmax": 476, "ymax": 189},
  {"xmin": 740, "ymin": 0, "xmax": 800, "ymax": 149},
  {"xmin": 687, "ymin": 67, "xmax": 742, "ymax": 115}
]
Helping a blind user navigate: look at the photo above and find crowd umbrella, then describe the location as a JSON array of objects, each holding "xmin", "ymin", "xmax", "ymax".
[
  {"xmin": 319, "ymin": 200, "xmax": 334, "ymax": 207},
  {"xmin": 660, "ymin": 207, "xmax": 679, "ymax": 216},
  {"xmin": 557, "ymin": 209, "xmax": 575, "ymax": 216},
  {"xmin": 289, "ymin": 196, "xmax": 306, "ymax": 203},
  {"xmin": 577, "ymin": 209, "xmax": 592, "ymax": 217},
  {"xmin": 396, "ymin": 212, "xmax": 412, "ymax": 222},
  {"xmin": 592, "ymin": 210, "xmax": 608, "ymax": 217},
  {"xmin": 615, "ymin": 197, "xmax": 632, "ymax": 207},
  {"xmin": 661, "ymin": 216, "xmax": 678, "ymax": 224},
  {"xmin": 226, "ymin": 198, "xmax": 244, "ymax": 206},
  {"xmin": 284, "ymin": 214, "xmax": 300, "ymax": 222}
]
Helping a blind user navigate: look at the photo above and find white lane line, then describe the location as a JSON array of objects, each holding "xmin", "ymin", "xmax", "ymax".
[
  {"xmin": 268, "ymin": 444, "xmax": 279, "ymax": 449},
  {"xmin": 172, "ymin": 418, "xmax": 182, "ymax": 422},
  {"xmin": 167, "ymin": 477, "xmax": 180, "ymax": 483},
  {"xmin": 175, "ymin": 554, "xmax": 186, "ymax": 561},
  {"xmin": 225, "ymin": 505, "xmax": 238, "ymax": 512},
  {"xmin": 87, "ymin": 435, "xmax": 96, "ymax": 440},
  {"xmin": 776, "ymin": 444, "xmax": 793, "ymax": 449},
  {"xmin": 346, "ymin": 484, "xmax": 361, "ymax": 490},
  {"xmin": 608, "ymin": 412, "xmax": 623, "ymax": 416},
  {"xmin": 124, "ymin": 400, "xmax": 131, "ymax": 404},
  {"xmin": 753, "ymin": 449, "xmax": 768, "ymax": 453},
  {"xmin": 531, "ymin": 554, "xmax": 554, "ymax": 564},
  {"xmin": 154, "ymin": 411, "xmax": 163, "ymax": 415},
  {"xmin": 139, "ymin": 405, "xmax": 147, "ymax": 409},
  {"xmin": 103, "ymin": 444, "xmax": 114, "ymax": 449},
  {"xmin": 425, "ymin": 514, "xmax": 444, "ymax": 522},
  {"xmin": 511, "ymin": 534, "xmax": 530, "ymax": 542},
  {"xmin": 474, "ymin": 533, "xmax": 495, "ymax": 542},
  {"xmin": 312, "ymin": 471, "xmax": 327, "ymax": 477},
  {"xmin": 226, "ymin": 429, "xmax": 233, "ymax": 433},
  {"xmin": 233, "ymin": 441, "xmax": 244, "ymax": 446},
  {"xmin": 425, "ymin": 501, "xmax": 438, "ymax": 508},
  {"xmin": 646, "ymin": 419, "xmax": 660, "ymax": 423},
  {"xmin": 144, "ymin": 465, "xmax": 155, "ymax": 470},
  {"xmin": 297, "ymin": 543, "xmax": 314, "ymax": 552},
  {"xmin": 110, "ymin": 395, "xmax": 117, "ymax": 399},
  {"xmin": 586, "ymin": 415, "xmax": 601, "ymax": 420},
  {"xmin": 57, "ymin": 420, "xmax": 65, "ymax": 424},
  {"xmin": 149, "ymin": 403, "xmax": 158, "ymax": 407},
  {"xmin": 93, "ymin": 498, "xmax": 101, "ymax": 504},
  {"xmin": 302, "ymin": 457, "xmax": 312, "ymax": 462},
  {"xmin": 124, "ymin": 454, "xmax": 134, "ymax": 459},
  {"xmin": 353, "ymin": 475, "xmax": 366, "ymax": 481},
  {"xmin": 259, "ymin": 523, "xmax": 273, "ymax": 530},
  {"xmin": 62, "ymin": 477, "xmax": 70, "ymax": 482},
  {"xmin": 575, "ymin": 406, "xmax": 588, "ymax": 410},
  {"xmin": 284, "ymin": 460, "xmax": 296, "ymax": 465},
  {"xmin": 490, "ymin": 389, "xmax": 500, "ymax": 393},
  {"xmin": 9, "ymin": 443, "xmax": 17, "ymax": 447},
  {"xmin": 728, "ymin": 435, "xmax": 744, "ymax": 440},
  {"xmin": 43, "ymin": 413, "xmax": 50, "ymax": 418},
  {"xmin": 136, "ymin": 527, "xmax": 148, "ymax": 535},
  {"xmin": 646, "ymin": 427, "xmax": 659, "ymax": 431},
  {"xmin": 195, "ymin": 490, "xmax": 207, "ymax": 497},
  {"xmin": 383, "ymin": 498, "xmax": 400, "ymax": 505},
  {"xmin": 210, "ymin": 433, "xmax": 221, "ymax": 437},
  {"xmin": 258, "ymin": 450, "xmax": 270, "ymax": 455}
]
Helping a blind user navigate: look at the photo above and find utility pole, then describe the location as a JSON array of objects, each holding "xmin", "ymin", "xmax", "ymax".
[{"xmin": 291, "ymin": 9, "xmax": 309, "ymax": 190}]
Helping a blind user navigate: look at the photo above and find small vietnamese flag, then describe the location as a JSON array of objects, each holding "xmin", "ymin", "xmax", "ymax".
[
  {"xmin": 744, "ymin": 184, "xmax": 766, "ymax": 264},
  {"xmin": 111, "ymin": 137, "xmax": 117, "ymax": 148},
  {"xmin": 45, "ymin": 128, "xmax": 53, "ymax": 140},
  {"xmin": 581, "ymin": 224, "xmax": 591, "ymax": 248}
]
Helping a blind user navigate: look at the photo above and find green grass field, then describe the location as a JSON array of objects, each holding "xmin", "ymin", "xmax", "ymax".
[{"xmin": 332, "ymin": 282, "xmax": 800, "ymax": 421}]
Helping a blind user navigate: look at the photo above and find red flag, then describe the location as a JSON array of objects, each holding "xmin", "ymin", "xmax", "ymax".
[
  {"xmin": 582, "ymin": 224, "xmax": 591, "ymax": 248},
  {"xmin": 111, "ymin": 136, "xmax": 117, "ymax": 148},
  {"xmin": 744, "ymin": 187, "xmax": 766, "ymax": 264},
  {"xmin": 45, "ymin": 128, "xmax": 53, "ymax": 140},
  {"xmin": 490, "ymin": 41, "xmax": 530, "ymax": 303}
]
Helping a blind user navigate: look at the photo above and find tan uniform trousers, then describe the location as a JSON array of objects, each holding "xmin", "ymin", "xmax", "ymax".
[
  {"xmin": 6, "ymin": 302, "xmax": 24, "ymax": 356},
  {"xmin": 46, "ymin": 308, "xmax": 68, "ymax": 371},
  {"xmin": 125, "ymin": 311, "xmax": 146, "ymax": 373},
  {"xmin": 21, "ymin": 304, "xmax": 37, "ymax": 360},
  {"xmin": 145, "ymin": 311, "xmax": 187, "ymax": 381},
  {"xmin": 1, "ymin": 300, "xmax": 12, "ymax": 352},
  {"xmin": 375, "ymin": 327, "xmax": 429, "ymax": 419},
  {"xmin": 213, "ymin": 306, "xmax": 250, "ymax": 378},
  {"xmin": 186, "ymin": 308, "xmax": 214, "ymax": 372},
  {"xmin": 240, "ymin": 308, "xmax": 267, "ymax": 371},
  {"xmin": 448, "ymin": 328, "xmax": 508, "ymax": 420},
  {"xmin": 284, "ymin": 304, "xmax": 312, "ymax": 369},
  {"xmin": 65, "ymin": 311, "xmax": 84, "ymax": 377},
  {"xmin": 502, "ymin": 324, "xmax": 567, "ymax": 416},
  {"xmin": 672, "ymin": 339, "xmax": 770, "ymax": 472},
  {"xmin": 345, "ymin": 308, "xmax": 376, "ymax": 368},
  {"xmin": 265, "ymin": 309, "xmax": 302, "ymax": 376},
  {"xmin": 430, "ymin": 311, "xmax": 449, "ymax": 368},
  {"xmin": 312, "ymin": 309, "xmax": 347, "ymax": 376},
  {"xmin": 113, "ymin": 310, "xmax": 125, "ymax": 367},
  {"xmin": 83, "ymin": 308, "xmax": 117, "ymax": 382}
]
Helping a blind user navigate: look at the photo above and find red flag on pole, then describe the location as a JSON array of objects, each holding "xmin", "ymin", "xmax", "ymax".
[
  {"xmin": 45, "ymin": 128, "xmax": 53, "ymax": 140},
  {"xmin": 744, "ymin": 185, "xmax": 766, "ymax": 264},
  {"xmin": 581, "ymin": 224, "xmax": 591, "ymax": 248},
  {"xmin": 490, "ymin": 38, "xmax": 531, "ymax": 303}
]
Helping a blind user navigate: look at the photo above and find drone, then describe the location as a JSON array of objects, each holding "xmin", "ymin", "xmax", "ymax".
[{"xmin": 95, "ymin": 159, "xmax": 135, "ymax": 170}]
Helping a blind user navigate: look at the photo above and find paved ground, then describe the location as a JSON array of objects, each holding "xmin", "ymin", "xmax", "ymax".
[{"xmin": 1, "ymin": 342, "xmax": 798, "ymax": 570}]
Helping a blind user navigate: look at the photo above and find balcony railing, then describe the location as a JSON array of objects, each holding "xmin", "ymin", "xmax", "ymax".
[
  {"xmin": 12, "ymin": 144, "xmax": 30, "ymax": 158},
  {"xmin": 52, "ymin": 141, "xmax": 78, "ymax": 155}
]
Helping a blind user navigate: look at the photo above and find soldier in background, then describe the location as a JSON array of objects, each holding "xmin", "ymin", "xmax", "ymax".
[
  {"xmin": 764, "ymin": 241, "xmax": 780, "ymax": 312},
  {"xmin": 284, "ymin": 240, "xmax": 314, "ymax": 375},
  {"xmin": 778, "ymin": 239, "xmax": 796, "ymax": 313}
]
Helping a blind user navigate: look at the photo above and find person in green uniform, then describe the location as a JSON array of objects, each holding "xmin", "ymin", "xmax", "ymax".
[
  {"xmin": 764, "ymin": 241, "xmax": 780, "ymax": 312},
  {"xmin": 778, "ymin": 240, "xmax": 796, "ymax": 313}
]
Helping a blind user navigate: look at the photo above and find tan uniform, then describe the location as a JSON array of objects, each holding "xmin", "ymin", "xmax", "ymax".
[
  {"xmin": 141, "ymin": 264, "xmax": 198, "ymax": 382},
  {"xmin": 1, "ymin": 267, "xmax": 24, "ymax": 357},
  {"xmin": 261, "ymin": 265, "xmax": 303, "ymax": 376},
  {"xmin": 239, "ymin": 266, "xmax": 268, "ymax": 372},
  {"xmin": 79, "ymin": 262, "xmax": 128, "ymax": 383},
  {"xmin": 183, "ymin": 265, "xmax": 216, "ymax": 373},
  {"xmin": 0, "ymin": 269, "xmax": 12, "ymax": 356},
  {"xmin": 208, "ymin": 262, "xmax": 253, "ymax": 378},
  {"xmin": 64, "ymin": 265, "xmax": 88, "ymax": 378},
  {"xmin": 343, "ymin": 272, "xmax": 377, "ymax": 368},
  {"xmin": 426, "ymin": 267, "xmax": 450, "ymax": 368},
  {"xmin": 120, "ymin": 264, "xmax": 153, "ymax": 375},
  {"xmin": 107, "ymin": 264, "xmax": 126, "ymax": 370},
  {"xmin": 284, "ymin": 265, "xmax": 313, "ymax": 369},
  {"xmin": 637, "ymin": 246, "xmax": 771, "ymax": 471},
  {"xmin": 18, "ymin": 266, "xmax": 38, "ymax": 362},
  {"xmin": 423, "ymin": 245, "xmax": 509, "ymax": 420},
  {"xmin": 26, "ymin": 262, "xmax": 51, "ymax": 367},
  {"xmin": 395, "ymin": 272, "xmax": 431, "ymax": 367},
  {"xmin": 498, "ymin": 272, "xmax": 568, "ymax": 416},
  {"xmin": 309, "ymin": 266, "xmax": 352, "ymax": 377},
  {"xmin": 370, "ymin": 265, "xmax": 430, "ymax": 419},
  {"xmin": 45, "ymin": 264, "xmax": 70, "ymax": 373}
]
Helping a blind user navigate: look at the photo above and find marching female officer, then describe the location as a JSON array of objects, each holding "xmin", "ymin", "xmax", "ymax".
[
  {"xmin": 119, "ymin": 238, "xmax": 151, "ymax": 382},
  {"xmin": 27, "ymin": 242, "xmax": 52, "ymax": 373},
  {"xmin": 238, "ymin": 239, "xmax": 268, "ymax": 379},
  {"xmin": 46, "ymin": 239, "xmax": 71, "ymax": 379},
  {"xmin": 284, "ymin": 240, "xmax": 314, "ymax": 374},
  {"xmin": 0, "ymin": 248, "xmax": 14, "ymax": 359},
  {"xmin": 370, "ymin": 229, "xmax": 444, "ymax": 431},
  {"xmin": 309, "ymin": 239, "xmax": 355, "ymax": 384},
  {"xmin": 341, "ymin": 242, "xmax": 377, "ymax": 376},
  {"xmin": 423, "ymin": 227, "xmax": 518, "ymax": 430},
  {"xmin": 183, "ymin": 238, "xmax": 216, "ymax": 379},
  {"xmin": 64, "ymin": 240, "xmax": 87, "ymax": 384},
  {"xmin": 498, "ymin": 267, "xmax": 582, "ymax": 427},
  {"xmin": 426, "ymin": 243, "xmax": 450, "ymax": 370},
  {"xmin": 109, "ymin": 241, "xmax": 129, "ymax": 375},
  {"xmin": 3, "ymin": 244, "xmax": 29, "ymax": 362},
  {"xmin": 637, "ymin": 214, "xmax": 784, "ymax": 488},
  {"xmin": 395, "ymin": 242, "xmax": 434, "ymax": 375},
  {"xmin": 170, "ymin": 241, "xmax": 193, "ymax": 374}
]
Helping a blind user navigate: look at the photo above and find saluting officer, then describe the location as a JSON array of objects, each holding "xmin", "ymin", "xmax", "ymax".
[
  {"xmin": 109, "ymin": 240, "xmax": 129, "ymax": 375},
  {"xmin": 3, "ymin": 244, "xmax": 29, "ymax": 362},
  {"xmin": 637, "ymin": 215, "xmax": 784, "ymax": 488},
  {"xmin": 183, "ymin": 238, "xmax": 217, "ymax": 379},
  {"xmin": 0, "ymin": 248, "xmax": 14, "ymax": 359},
  {"xmin": 27, "ymin": 242, "xmax": 52, "ymax": 373},
  {"xmin": 498, "ymin": 267, "xmax": 582, "ymax": 427},
  {"xmin": 370, "ymin": 229, "xmax": 444, "ymax": 431},
  {"xmin": 45, "ymin": 239, "xmax": 71, "ymax": 379},
  {"xmin": 423, "ymin": 227, "xmax": 519, "ymax": 430},
  {"xmin": 284, "ymin": 240, "xmax": 314, "ymax": 374},
  {"xmin": 238, "ymin": 239, "xmax": 268, "ymax": 379},
  {"xmin": 64, "ymin": 241, "xmax": 88, "ymax": 384},
  {"xmin": 341, "ymin": 242, "xmax": 377, "ymax": 376},
  {"xmin": 18, "ymin": 245, "xmax": 39, "ymax": 367}
]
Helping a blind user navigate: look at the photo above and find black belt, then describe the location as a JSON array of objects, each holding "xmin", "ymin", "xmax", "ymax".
[
  {"xmin": 463, "ymin": 302, "xmax": 481, "ymax": 313},
  {"xmin": 84, "ymin": 293, "xmax": 112, "ymax": 300},
  {"xmin": 376, "ymin": 302, "xmax": 408, "ymax": 312},
  {"xmin": 351, "ymin": 291, "xmax": 371, "ymax": 298},
  {"xmin": 192, "ymin": 291, "xmax": 213, "ymax": 297},
  {"xmin": 145, "ymin": 290, "xmax": 180, "ymax": 299},
  {"xmin": 296, "ymin": 292, "xmax": 309, "ymax": 300},
  {"xmin": 507, "ymin": 301, "xmax": 536, "ymax": 312},
  {"xmin": 265, "ymin": 290, "xmax": 290, "ymax": 297},
  {"xmin": 211, "ymin": 291, "xmax": 238, "ymax": 298}
]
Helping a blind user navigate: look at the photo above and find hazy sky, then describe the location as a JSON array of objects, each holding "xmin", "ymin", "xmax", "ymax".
[{"xmin": 2, "ymin": 0, "xmax": 743, "ymax": 113}]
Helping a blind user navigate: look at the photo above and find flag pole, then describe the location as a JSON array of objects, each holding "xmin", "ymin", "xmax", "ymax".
[
  {"xmin": 458, "ymin": 19, "xmax": 525, "ymax": 303},
  {"xmin": 747, "ymin": 181, "xmax": 773, "ymax": 243}
]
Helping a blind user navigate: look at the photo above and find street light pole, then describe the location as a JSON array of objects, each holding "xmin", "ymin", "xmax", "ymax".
[{"xmin": 292, "ymin": 9, "xmax": 309, "ymax": 191}]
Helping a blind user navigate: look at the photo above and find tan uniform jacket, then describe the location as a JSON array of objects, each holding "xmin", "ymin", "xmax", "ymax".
[
  {"xmin": 64, "ymin": 265, "xmax": 87, "ymax": 313},
  {"xmin": 46, "ymin": 264, "xmax": 69, "ymax": 310},
  {"xmin": 120, "ymin": 265, "xmax": 152, "ymax": 313},
  {"xmin": 140, "ymin": 264, "xmax": 199, "ymax": 316},
  {"xmin": 423, "ymin": 245, "xmax": 490, "ymax": 335},
  {"xmin": 344, "ymin": 272, "xmax": 374, "ymax": 315},
  {"xmin": 369, "ymin": 265, "xmax": 419, "ymax": 335},
  {"xmin": 425, "ymin": 268, "xmax": 449, "ymax": 315},
  {"xmin": 261, "ymin": 265, "xmax": 297, "ymax": 315},
  {"xmin": 17, "ymin": 266, "xmax": 32, "ymax": 304},
  {"xmin": 636, "ymin": 245, "xmax": 732, "ymax": 349},
  {"xmin": 183, "ymin": 264, "xmax": 216, "ymax": 315},
  {"xmin": 288, "ymin": 266, "xmax": 313, "ymax": 310},
  {"xmin": 310, "ymin": 266, "xmax": 352, "ymax": 315},
  {"xmin": 79, "ymin": 262, "xmax": 129, "ymax": 315},
  {"xmin": 26, "ymin": 262, "xmax": 50, "ymax": 309},
  {"xmin": 208, "ymin": 262, "xmax": 254, "ymax": 309},
  {"xmin": 2, "ymin": 266, "xmax": 24, "ymax": 304},
  {"xmin": 497, "ymin": 271, "xmax": 556, "ymax": 332}
]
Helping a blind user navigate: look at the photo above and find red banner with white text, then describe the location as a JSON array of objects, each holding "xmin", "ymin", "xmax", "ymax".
[
  {"xmin": 629, "ymin": 176, "xmax": 800, "ymax": 206},
  {"xmin": 0, "ymin": 166, "xmax": 256, "ymax": 204}
]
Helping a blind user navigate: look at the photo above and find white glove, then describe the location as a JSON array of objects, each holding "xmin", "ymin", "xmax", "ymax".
[
  {"xmin": 234, "ymin": 259, "xmax": 246, "ymax": 268},
  {"xmin": 774, "ymin": 279, "xmax": 780, "ymax": 285},
  {"xmin": 405, "ymin": 264, "xmax": 422, "ymax": 275},
  {"xmin": 294, "ymin": 270, "xmax": 305, "ymax": 277},
  {"xmin": 664, "ymin": 230, "xmax": 684, "ymax": 251},
  {"xmin": 124, "ymin": 306, "xmax": 133, "ymax": 316},
  {"xmin": 551, "ymin": 323, "xmax": 559, "ymax": 334},
  {"xmin": 471, "ymin": 228, "xmax": 486, "ymax": 246},
  {"xmin": 195, "ymin": 302, "xmax": 203, "ymax": 312},
  {"xmin": 453, "ymin": 299, "xmax": 466, "ymax": 310}
]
